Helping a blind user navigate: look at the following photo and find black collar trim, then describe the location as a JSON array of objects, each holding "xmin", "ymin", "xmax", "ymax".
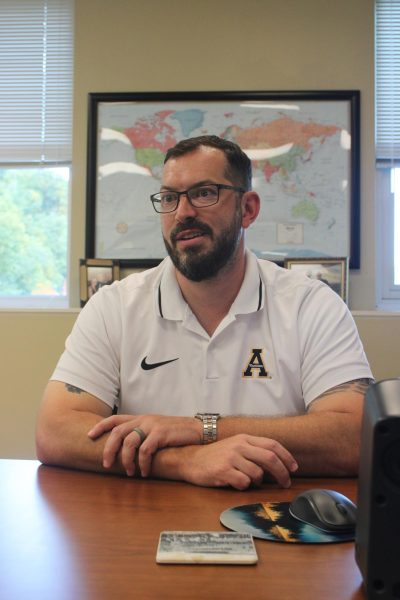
[
  {"xmin": 158, "ymin": 282, "xmax": 164, "ymax": 318},
  {"xmin": 257, "ymin": 276, "xmax": 263, "ymax": 311}
]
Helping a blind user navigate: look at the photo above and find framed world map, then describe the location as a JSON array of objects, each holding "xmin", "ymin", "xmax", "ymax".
[{"xmin": 85, "ymin": 90, "xmax": 360, "ymax": 268}]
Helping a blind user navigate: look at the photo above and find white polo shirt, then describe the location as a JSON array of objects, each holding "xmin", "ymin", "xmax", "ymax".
[{"xmin": 51, "ymin": 251, "xmax": 372, "ymax": 416}]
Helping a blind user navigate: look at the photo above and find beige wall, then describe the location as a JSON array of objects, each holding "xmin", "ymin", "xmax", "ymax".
[
  {"xmin": 1, "ymin": 0, "xmax": 399, "ymax": 460},
  {"xmin": 0, "ymin": 310, "xmax": 78, "ymax": 459}
]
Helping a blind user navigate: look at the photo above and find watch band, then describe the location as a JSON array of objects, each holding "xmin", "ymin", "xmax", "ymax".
[{"xmin": 195, "ymin": 413, "xmax": 220, "ymax": 444}]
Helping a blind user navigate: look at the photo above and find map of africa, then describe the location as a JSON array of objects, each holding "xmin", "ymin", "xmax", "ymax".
[{"xmin": 94, "ymin": 99, "xmax": 352, "ymax": 262}]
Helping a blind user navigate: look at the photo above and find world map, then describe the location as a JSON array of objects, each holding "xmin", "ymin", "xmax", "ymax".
[{"xmin": 95, "ymin": 100, "xmax": 351, "ymax": 262}]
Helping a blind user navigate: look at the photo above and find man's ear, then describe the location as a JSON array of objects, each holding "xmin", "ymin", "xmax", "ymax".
[{"xmin": 241, "ymin": 191, "xmax": 261, "ymax": 229}]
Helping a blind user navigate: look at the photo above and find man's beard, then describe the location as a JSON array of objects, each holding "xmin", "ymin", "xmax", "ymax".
[{"xmin": 163, "ymin": 210, "xmax": 243, "ymax": 282}]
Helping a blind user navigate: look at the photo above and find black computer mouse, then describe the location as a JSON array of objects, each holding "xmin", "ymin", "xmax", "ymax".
[{"xmin": 289, "ymin": 489, "xmax": 357, "ymax": 533}]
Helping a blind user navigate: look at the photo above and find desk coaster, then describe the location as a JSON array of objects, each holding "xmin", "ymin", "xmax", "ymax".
[
  {"xmin": 220, "ymin": 502, "xmax": 354, "ymax": 544},
  {"xmin": 156, "ymin": 531, "xmax": 258, "ymax": 564}
]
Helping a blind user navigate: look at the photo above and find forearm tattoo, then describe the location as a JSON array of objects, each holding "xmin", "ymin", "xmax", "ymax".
[
  {"xmin": 65, "ymin": 383, "xmax": 84, "ymax": 394},
  {"xmin": 317, "ymin": 378, "xmax": 374, "ymax": 400}
]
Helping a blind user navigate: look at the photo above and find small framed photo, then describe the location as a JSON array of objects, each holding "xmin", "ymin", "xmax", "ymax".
[
  {"xmin": 79, "ymin": 258, "xmax": 120, "ymax": 307},
  {"xmin": 284, "ymin": 257, "xmax": 348, "ymax": 303}
]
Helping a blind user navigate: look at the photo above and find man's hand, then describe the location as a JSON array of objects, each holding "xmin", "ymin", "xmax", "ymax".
[
  {"xmin": 174, "ymin": 434, "xmax": 298, "ymax": 490},
  {"xmin": 87, "ymin": 414, "xmax": 203, "ymax": 477}
]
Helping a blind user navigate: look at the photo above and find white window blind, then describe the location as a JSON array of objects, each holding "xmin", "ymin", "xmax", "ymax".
[
  {"xmin": 0, "ymin": 0, "xmax": 74, "ymax": 164},
  {"xmin": 376, "ymin": 0, "xmax": 400, "ymax": 161}
]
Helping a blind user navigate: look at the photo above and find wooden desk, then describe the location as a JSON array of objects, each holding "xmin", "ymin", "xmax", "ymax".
[{"xmin": 0, "ymin": 460, "xmax": 366, "ymax": 600}]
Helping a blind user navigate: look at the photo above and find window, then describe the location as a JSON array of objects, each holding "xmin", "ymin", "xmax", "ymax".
[
  {"xmin": 0, "ymin": 0, "xmax": 73, "ymax": 308},
  {"xmin": 376, "ymin": 0, "xmax": 400, "ymax": 308}
]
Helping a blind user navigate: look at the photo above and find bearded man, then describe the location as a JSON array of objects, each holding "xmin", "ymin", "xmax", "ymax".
[{"xmin": 36, "ymin": 135, "xmax": 373, "ymax": 490}]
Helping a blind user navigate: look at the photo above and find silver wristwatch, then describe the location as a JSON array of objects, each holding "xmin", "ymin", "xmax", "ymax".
[{"xmin": 195, "ymin": 413, "xmax": 220, "ymax": 444}]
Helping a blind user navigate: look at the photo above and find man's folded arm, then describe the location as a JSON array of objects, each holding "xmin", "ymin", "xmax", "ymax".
[
  {"xmin": 214, "ymin": 378, "xmax": 372, "ymax": 476},
  {"xmin": 36, "ymin": 380, "xmax": 121, "ymax": 474}
]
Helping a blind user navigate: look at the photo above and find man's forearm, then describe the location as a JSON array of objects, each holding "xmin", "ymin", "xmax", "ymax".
[
  {"xmin": 37, "ymin": 408, "xmax": 194, "ymax": 482},
  {"xmin": 213, "ymin": 381, "xmax": 368, "ymax": 476},
  {"xmin": 216, "ymin": 411, "xmax": 360, "ymax": 476},
  {"xmin": 36, "ymin": 381, "xmax": 130, "ymax": 476},
  {"xmin": 37, "ymin": 412, "xmax": 113, "ymax": 474}
]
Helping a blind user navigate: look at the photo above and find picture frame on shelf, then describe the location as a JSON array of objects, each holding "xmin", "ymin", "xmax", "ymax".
[
  {"xmin": 79, "ymin": 258, "xmax": 120, "ymax": 307},
  {"xmin": 284, "ymin": 256, "xmax": 349, "ymax": 303}
]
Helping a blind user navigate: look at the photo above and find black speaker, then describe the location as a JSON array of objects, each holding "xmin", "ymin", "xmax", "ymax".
[{"xmin": 355, "ymin": 378, "xmax": 400, "ymax": 599}]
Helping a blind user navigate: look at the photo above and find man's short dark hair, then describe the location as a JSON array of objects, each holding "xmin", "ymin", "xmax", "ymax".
[{"xmin": 164, "ymin": 135, "xmax": 252, "ymax": 191}]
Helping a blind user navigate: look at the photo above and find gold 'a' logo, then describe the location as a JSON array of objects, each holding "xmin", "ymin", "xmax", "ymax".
[{"xmin": 242, "ymin": 348, "xmax": 270, "ymax": 378}]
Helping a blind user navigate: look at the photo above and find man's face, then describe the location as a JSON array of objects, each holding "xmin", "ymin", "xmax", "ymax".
[{"xmin": 160, "ymin": 146, "xmax": 244, "ymax": 282}]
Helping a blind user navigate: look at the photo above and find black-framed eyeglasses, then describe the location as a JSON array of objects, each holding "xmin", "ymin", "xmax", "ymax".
[{"xmin": 150, "ymin": 183, "xmax": 245, "ymax": 214}]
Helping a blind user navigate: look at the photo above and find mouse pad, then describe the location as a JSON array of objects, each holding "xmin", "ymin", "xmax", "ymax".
[{"xmin": 220, "ymin": 502, "xmax": 355, "ymax": 544}]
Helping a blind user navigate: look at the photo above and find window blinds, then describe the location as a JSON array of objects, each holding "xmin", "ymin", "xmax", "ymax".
[
  {"xmin": 0, "ymin": 0, "xmax": 73, "ymax": 163},
  {"xmin": 376, "ymin": 0, "xmax": 400, "ymax": 161}
]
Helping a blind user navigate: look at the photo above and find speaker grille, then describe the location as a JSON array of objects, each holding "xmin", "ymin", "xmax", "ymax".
[{"xmin": 355, "ymin": 379, "xmax": 400, "ymax": 599}]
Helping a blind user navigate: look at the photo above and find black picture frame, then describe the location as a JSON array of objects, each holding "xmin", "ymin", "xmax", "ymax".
[
  {"xmin": 79, "ymin": 258, "xmax": 120, "ymax": 307},
  {"xmin": 86, "ymin": 90, "xmax": 360, "ymax": 269}
]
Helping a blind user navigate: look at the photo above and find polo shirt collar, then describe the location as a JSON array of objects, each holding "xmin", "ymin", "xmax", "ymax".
[
  {"xmin": 155, "ymin": 258, "xmax": 186, "ymax": 320},
  {"xmin": 155, "ymin": 250, "xmax": 265, "ymax": 321},
  {"xmin": 230, "ymin": 249, "xmax": 265, "ymax": 315}
]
